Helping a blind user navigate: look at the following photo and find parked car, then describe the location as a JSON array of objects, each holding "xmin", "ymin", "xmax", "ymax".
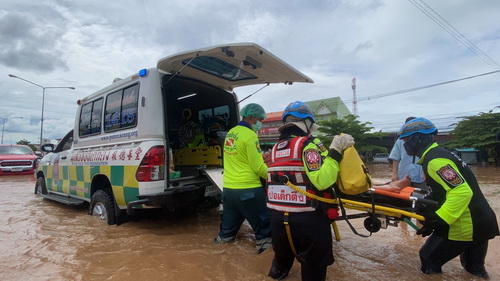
[
  {"xmin": 373, "ymin": 153, "xmax": 390, "ymax": 164},
  {"xmin": 0, "ymin": 145, "xmax": 38, "ymax": 175}
]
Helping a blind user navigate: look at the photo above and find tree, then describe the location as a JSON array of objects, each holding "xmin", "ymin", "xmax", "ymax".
[
  {"xmin": 17, "ymin": 139, "xmax": 30, "ymax": 145},
  {"xmin": 445, "ymin": 112, "xmax": 500, "ymax": 164},
  {"xmin": 317, "ymin": 114, "xmax": 387, "ymax": 153},
  {"xmin": 16, "ymin": 139, "xmax": 38, "ymax": 151}
]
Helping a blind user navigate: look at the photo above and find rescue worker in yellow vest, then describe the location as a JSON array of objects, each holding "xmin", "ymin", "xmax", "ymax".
[
  {"xmin": 399, "ymin": 117, "xmax": 499, "ymax": 279},
  {"xmin": 266, "ymin": 101, "xmax": 354, "ymax": 281},
  {"xmin": 214, "ymin": 103, "xmax": 272, "ymax": 254}
]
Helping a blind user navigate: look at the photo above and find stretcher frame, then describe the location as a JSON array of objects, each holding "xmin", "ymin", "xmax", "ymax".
[
  {"xmin": 331, "ymin": 186, "xmax": 439, "ymax": 240},
  {"xmin": 284, "ymin": 181, "xmax": 437, "ymax": 240}
]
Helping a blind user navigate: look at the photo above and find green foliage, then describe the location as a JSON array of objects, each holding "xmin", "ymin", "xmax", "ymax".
[
  {"xmin": 317, "ymin": 114, "xmax": 387, "ymax": 152},
  {"xmin": 16, "ymin": 139, "xmax": 30, "ymax": 145},
  {"xmin": 445, "ymin": 112, "xmax": 500, "ymax": 150},
  {"xmin": 16, "ymin": 139, "xmax": 38, "ymax": 151}
]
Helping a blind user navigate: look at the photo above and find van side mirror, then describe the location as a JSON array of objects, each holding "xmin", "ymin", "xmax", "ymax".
[{"xmin": 41, "ymin": 144, "xmax": 55, "ymax": 152}]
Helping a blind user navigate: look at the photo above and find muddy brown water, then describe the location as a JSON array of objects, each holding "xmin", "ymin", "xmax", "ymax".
[{"xmin": 0, "ymin": 164, "xmax": 498, "ymax": 281}]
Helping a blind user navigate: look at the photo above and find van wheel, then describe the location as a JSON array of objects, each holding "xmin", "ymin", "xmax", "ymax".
[
  {"xmin": 34, "ymin": 177, "xmax": 47, "ymax": 195},
  {"xmin": 90, "ymin": 190, "xmax": 116, "ymax": 225}
]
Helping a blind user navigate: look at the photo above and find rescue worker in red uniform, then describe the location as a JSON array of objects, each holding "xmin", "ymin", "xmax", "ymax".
[
  {"xmin": 266, "ymin": 101, "xmax": 354, "ymax": 281},
  {"xmin": 399, "ymin": 117, "xmax": 499, "ymax": 279}
]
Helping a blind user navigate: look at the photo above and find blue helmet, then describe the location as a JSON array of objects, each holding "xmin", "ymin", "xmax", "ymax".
[
  {"xmin": 399, "ymin": 117, "xmax": 437, "ymax": 138},
  {"xmin": 282, "ymin": 101, "xmax": 315, "ymax": 122}
]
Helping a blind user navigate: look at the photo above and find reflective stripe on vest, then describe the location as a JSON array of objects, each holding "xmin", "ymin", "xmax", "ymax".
[{"xmin": 267, "ymin": 137, "xmax": 316, "ymax": 212}]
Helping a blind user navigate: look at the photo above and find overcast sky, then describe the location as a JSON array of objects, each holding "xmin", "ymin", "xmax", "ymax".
[{"xmin": 1, "ymin": 0, "xmax": 499, "ymax": 145}]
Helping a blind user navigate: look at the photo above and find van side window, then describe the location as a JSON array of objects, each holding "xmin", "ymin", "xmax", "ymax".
[
  {"xmin": 56, "ymin": 130, "xmax": 74, "ymax": 152},
  {"xmin": 104, "ymin": 84, "xmax": 139, "ymax": 132},
  {"xmin": 79, "ymin": 98, "xmax": 103, "ymax": 137}
]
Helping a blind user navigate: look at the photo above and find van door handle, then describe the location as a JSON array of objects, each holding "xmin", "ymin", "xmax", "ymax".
[{"xmin": 61, "ymin": 156, "xmax": 67, "ymax": 160}]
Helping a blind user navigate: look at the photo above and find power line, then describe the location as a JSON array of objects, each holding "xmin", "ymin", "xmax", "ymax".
[
  {"xmin": 0, "ymin": 104, "xmax": 75, "ymax": 117},
  {"xmin": 363, "ymin": 108, "xmax": 493, "ymax": 132},
  {"xmin": 408, "ymin": 0, "xmax": 500, "ymax": 69},
  {"xmin": 345, "ymin": 69, "xmax": 500, "ymax": 103}
]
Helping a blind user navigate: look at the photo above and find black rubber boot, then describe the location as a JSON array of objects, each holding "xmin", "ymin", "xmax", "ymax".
[
  {"xmin": 268, "ymin": 261, "xmax": 289, "ymax": 280},
  {"xmin": 467, "ymin": 270, "xmax": 489, "ymax": 280}
]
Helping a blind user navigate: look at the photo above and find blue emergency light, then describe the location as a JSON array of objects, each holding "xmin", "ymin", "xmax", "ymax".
[{"xmin": 139, "ymin": 69, "xmax": 148, "ymax": 77}]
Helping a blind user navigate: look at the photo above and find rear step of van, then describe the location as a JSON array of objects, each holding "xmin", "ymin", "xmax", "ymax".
[{"xmin": 40, "ymin": 193, "xmax": 87, "ymax": 206}]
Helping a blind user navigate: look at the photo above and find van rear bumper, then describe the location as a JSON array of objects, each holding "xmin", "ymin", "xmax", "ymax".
[{"xmin": 126, "ymin": 184, "xmax": 204, "ymax": 215}]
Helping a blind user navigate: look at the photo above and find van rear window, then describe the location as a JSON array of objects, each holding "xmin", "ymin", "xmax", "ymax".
[
  {"xmin": 183, "ymin": 56, "xmax": 257, "ymax": 81},
  {"xmin": 104, "ymin": 84, "xmax": 139, "ymax": 132}
]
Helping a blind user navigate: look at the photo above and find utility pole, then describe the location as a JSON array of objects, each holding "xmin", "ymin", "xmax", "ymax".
[
  {"xmin": 1, "ymin": 117, "xmax": 23, "ymax": 144},
  {"xmin": 352, "ymin": 77, "xmax": 358, "ymax": 116},
  {"xmin": 9, "ymin": 74, "xmax": 75, "ymax": 146}
]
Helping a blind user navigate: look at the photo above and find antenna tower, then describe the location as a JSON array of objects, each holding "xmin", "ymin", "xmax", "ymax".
[{"xmin": 352, "ymin": 77, "xmax": 358, "ymax": 115}]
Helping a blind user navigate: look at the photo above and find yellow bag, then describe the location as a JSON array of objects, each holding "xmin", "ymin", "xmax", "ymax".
[{"xmin": 336, "ymin": 145, "xmax": 372, "ymax": 195}]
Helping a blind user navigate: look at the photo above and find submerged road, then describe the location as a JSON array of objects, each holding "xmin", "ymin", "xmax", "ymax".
[{"xmin": 0, "ymin": 164, "xmax": 498, "ymax": 280}]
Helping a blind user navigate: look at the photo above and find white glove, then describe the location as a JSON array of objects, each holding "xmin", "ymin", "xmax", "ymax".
[{"xmin": 329, "ymin": 134, "xmax": 355, "ymax": 154}]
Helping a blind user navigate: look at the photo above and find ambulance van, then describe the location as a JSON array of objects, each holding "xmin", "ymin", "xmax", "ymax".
[{"xmin": 35, "ymin": 43, "xmax": 313, "ymax": 225}]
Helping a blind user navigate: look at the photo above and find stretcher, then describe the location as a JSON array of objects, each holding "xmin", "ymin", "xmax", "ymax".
[
  {"xmin": 331, "ymin": 186, "xmax": 438, "ymax": 240},
  {"xmin": 283, "ymin": 180, "xmax": 438, "ymax": 240}
]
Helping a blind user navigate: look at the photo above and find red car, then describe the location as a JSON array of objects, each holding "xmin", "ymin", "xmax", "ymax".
[{"xmin": 0, "ymin": 145, "xmax": 38, "ymax": 176}]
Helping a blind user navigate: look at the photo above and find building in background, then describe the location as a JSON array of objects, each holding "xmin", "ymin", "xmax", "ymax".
[
  {"xmin": 257, "ymin": 98, "xmax": 457, "ymax": 163},
  {"xmin": 259, "ymin": 97, "xmax": 351, "ymax": 147},
  {"xmin": 454, "ymin": 148, "xmax": 480, "ymax": 164}
]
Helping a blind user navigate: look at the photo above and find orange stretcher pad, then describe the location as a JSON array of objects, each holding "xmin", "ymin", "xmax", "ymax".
[
  {"xmin": 372, "ymin": 186, "xmax": 415, "ymax": 201},
  {"xmin": 338, "ymin": 186, "xmax": 427, "ymax": 222}
]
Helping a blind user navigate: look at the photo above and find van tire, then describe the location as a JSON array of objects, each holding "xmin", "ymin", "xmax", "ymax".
[
  {"xmin": 90, "ymin": 190, "xmax": 116, "ymax": 225},
  {"xmin": 34, "ymin": 177, "xmax": 47, "ymax": 195}
]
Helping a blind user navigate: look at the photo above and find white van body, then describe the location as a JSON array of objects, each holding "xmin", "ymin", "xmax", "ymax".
[{"xmin": 35, "ymin": 43, "xmax": 313, "ymax": 224}]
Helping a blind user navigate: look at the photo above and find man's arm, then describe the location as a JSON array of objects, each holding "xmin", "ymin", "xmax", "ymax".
[{"xmin": 391, "ymin": 160, "xmax": 400, "ymax": 181}]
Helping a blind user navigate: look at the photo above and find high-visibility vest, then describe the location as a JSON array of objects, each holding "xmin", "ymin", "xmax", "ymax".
[{"xmin": 266, "ymin": 136, "xmax": 326, "ymax": 212}]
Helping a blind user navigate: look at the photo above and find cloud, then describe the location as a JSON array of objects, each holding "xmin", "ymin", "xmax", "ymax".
[
  {"xmin": 0, "ymin": 11, "xmax": 68, "ymax": 72},
  {"xmin": 1, "ymin": 0, "xmax": 499, "ymax": 144}
]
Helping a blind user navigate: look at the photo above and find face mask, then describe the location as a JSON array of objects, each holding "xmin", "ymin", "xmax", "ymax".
[
  {"xmin": 403, "ymin": 141, "xmax": 417, "ymax": 156},
  {"xmin": 252, "ymin": 120, "xmax": 262, "ymax": 132},
  {"xmin": 403, "ymin": 134, "xmax": 425, "ymax": 157}
]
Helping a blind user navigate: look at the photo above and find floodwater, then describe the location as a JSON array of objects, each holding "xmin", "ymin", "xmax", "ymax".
[{"xmin": 0, "ymin": 164, "xmax": 498, "ymax": 281}]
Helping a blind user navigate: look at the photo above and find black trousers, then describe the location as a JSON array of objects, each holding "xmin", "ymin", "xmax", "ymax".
[
  {"xmin": 419, "ymin": 234, "xmax": 489, "ymax": 274},
  {"xmin": 218, "ymin": 187, "xmax": 271, "ymax": 241},
  {"xmin": 270, "ymin": 209, "xmax": 334, "ymax": 281}
]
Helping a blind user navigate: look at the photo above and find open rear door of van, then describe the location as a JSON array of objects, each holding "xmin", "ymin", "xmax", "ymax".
[
  {"xmin": 157, "ymin": 43, "xmax": 314, "ymax": 91},
  {"xmin": 202, "ymin": 167, "xmax": 224, "ymax": 193}
]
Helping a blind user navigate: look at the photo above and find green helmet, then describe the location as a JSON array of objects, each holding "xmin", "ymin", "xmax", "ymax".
[{"xmin": 240, "ymin": 103, "xmax": 267, "ymax": 119}]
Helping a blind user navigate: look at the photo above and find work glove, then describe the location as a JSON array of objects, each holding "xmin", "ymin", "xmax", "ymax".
[
  {"xmin": 416, "ymin": 212, "xmax": 446, "ymax": 237},
  {"xmin": 416, "ymin": 225, "xmax": 434, "ymax": 237},
  {"xmin": 329, "ymin": 134, "xmax": 355, "ymax": 154},
  {"xmin": 421, "ymin": 212, "xmax": 447, "ymax": 226}
]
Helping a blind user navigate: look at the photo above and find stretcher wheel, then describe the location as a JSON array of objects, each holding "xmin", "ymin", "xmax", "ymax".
[{"xmin": 364, "ymin": 217, "xmax": 381, "ymax": 233}]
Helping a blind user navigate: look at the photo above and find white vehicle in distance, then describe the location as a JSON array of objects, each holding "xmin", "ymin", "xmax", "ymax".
[{"xmin": 373, "ymin": 153, "xmax": 390, "ymax": 164}]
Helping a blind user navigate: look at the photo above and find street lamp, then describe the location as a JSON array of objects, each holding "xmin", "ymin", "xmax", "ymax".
[
  {"xmin": 8, "ymin": 74, "xmax": 75, "ymax": 146},
  {"xmin": 1, "ymin": 117, "xmax": 23, "ymax": 144}
]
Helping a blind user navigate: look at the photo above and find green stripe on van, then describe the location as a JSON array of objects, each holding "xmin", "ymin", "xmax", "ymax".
[{"xmin": 111, "ymin": 166, "xmax": 124, "ymax": 186}]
